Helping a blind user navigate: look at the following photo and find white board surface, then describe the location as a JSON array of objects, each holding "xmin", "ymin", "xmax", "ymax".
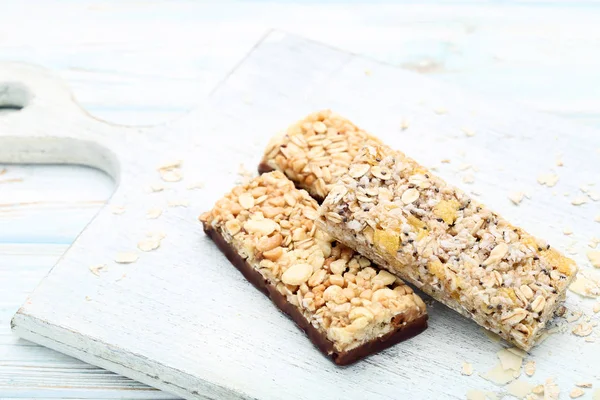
[{"xmin": 3, "ymin": 31, "xmax": 600, "ymax": 400}]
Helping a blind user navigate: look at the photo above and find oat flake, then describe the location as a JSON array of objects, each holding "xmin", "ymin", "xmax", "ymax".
[
  {"xmin": 587, "ymin": 250, "xmax": 600, "ymax": 268},
  {"xmin": 571, "ymin": 196, "xmax": 588, "ymax": 206},
  {"xmin": 115, "ymin": 252, "xmax": 138, "ymax": 264},
  {"xmin": 509, "ymin": 192, "xmax": 525, "ymax": 205},
  {"xmin": 146, "ymin": 208, "xmax": 162, "ymax": 219},
  {"xmin": 570, "ymin": 388, "xmax": 585, "ymax": 399},
  {"xmin": 537, "ymin": 173, "xmax": 559, "ymax": 187},
  {"xmin": 89, "ymin": 264, "xmax": 107, "ymax": 276},
  {"xmin": 462, "ymin": 362, "xmax": 474, "ymax": 376}
]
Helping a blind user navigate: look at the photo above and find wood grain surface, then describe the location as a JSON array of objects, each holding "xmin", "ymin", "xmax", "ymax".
[{"xmin": 2, "ymin": 1, "xmax": 600, "ymax": 399}]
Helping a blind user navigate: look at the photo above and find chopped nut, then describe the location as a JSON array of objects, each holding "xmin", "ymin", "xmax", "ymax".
[
  {"xmin": 238, "ymin": 193, "xmax": 255, "ymax": 209},
  {"xmin": 244, "ymin": 219, "xmax": 278, "ymax": 236},
  {"xmin": 146, "ymin": 208, "xmax": 162, "ymax": 219},
  {"xmin": 537, "ymin": 173, "xmax": 559, "ymax": 187},
  {"xmin": 570, "ymin": 388, "xmax": 585, "ymax": 398},
  {"xmin": 281, "ymin": 263, "xmax": 313, "ymax": 285},
  {"xmin": 89, "ymin": 264, "xmax": 107, "ymax": 276},
  {"xmin": 461, "ymin": 361, "xmax": 474, "ymax": 376},
  {"xmin": 115, "ymin": 252, "xmax": 139, "ymax": 264}
]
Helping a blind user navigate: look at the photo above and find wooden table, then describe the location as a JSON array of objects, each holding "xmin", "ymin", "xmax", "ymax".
[{"xmin": 1, "ymin": 1, "xmax": 599, "ymax": 398}]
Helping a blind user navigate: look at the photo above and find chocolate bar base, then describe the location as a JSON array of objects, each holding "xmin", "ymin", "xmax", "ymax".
[{"xmin": 203, "ymin": 225, "xmax": 428, "ymax": 366}]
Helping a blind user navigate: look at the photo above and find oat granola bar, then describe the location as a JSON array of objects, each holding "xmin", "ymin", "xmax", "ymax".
[
  {"xmin": 318, "ymin": 145, "xmax": 578, "ymax": 350},
  {"xmin": 200, "ymin": 171, "xmax": 427, "ymax": 365},
  {"xmin": 259, "ymin": 110, "xmax": 382, "ymax": 202}
]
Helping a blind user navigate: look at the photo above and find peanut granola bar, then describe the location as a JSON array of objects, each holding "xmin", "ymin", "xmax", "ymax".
[
  {"xmin": 318, "ymin": 144, "xmax": 578, "ymax": 350},
  {"xmin": 200, "ymin": 171, "xmax": 427, "ymax": 365},
  {"xmin": 259, "ymin": 110, "xmax": 382, "ymax": 201}
]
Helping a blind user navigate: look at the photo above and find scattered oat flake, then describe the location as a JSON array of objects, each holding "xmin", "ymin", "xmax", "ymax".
[
  {"xmin": 537, "ymin": 173, "xmax": 559, "ymax": 187},
  {"xmin": 462, "ymin": 362, "xmax": 474, "ymax": 376},
  {"xmin": 589, "ymin": 238, "xmax": 599, "ymax": 249},
  {"xmin": 462, "ymin": 174, "xmax": 475, "ymax": 184},
  {"xmin": 89, "ymin": 264, "xmax": 107, "ymax": 276},
  {"xmin": 433, "ymin": 107, "xmax": 447, "ymax": 115},
  {"xmin": 544, "ymin": 378, "xmax": 560, "ymax": 400},
  {"xmin": 569, "ymin": 274, "xmax": 600, "ymax": 298},
  {"xmin": 571, "ymin": 196, "xmax": 588, "ymax": 206},
  {"xmin": 556, "ymin": 158, "xmax": 564, "ymax": 167},
  {"xmin": 572, "ymin": 322, "xmax": 594, "ymax": 337},
  {"xmin": 563, "ymin": 227, "xmax": 573, "ymax": 235},
  {"xmin": 507, "ymin": 380, "xmax": 534, "ymax": 399},
  {"xmin": 0, "ymin": 168, "xmax": 5, "ymax": 175},
  {"xmin": 400, "ymin": 119, "xmax": 410, "ymax": 130},
  {"xmin": 111, "ymin": 205, "xmax": 125, "ymax": 215},
  {"xmin": 149, "ymin": 183, "xmax": 165, "ymax": 192},
  {"xmin": 115, "ymin": 252, "xmax": 138, "ymax": 264},
  {"xmin": 462, "ymin": 127, "xmax": 476, "ymax": 137},
  {"xmin": 441, "ymin": 158, "xmax": 451, "ymax": 164},
  {"xmin": 459, "ymin": 163, "xmax": 472, "ymax": 171},
  {"xmin": 160, "ymin": 169, "xmax": 183, "ymax": 182},
  {"xmin": 509, "ymin": 192, "xmax": 525, "ymax": 205},
  {"xmin": 576, "ymin": 383, "xmax": 592, "ymax": 388},
  {"xmin": 186, "ymin": 181, "xmax": 204, "ymax": 190},
  {"xmin": 593, "ymin": 302, "xmax": 600, "ymax": 313},
  {"xmin": 481, "ymin": 363, "xmax": 516, "ymax": 385},
  {"xmin": 587, "ymin": 250, "xmax": 600, "ymax": 268},
  {"xmin": 596, "ymin": 215, "xmax": 600, "ymax": 223},
  {"xmin": 168, "ymin": 199, "xmax": 189, "ymax": 207},
  {"xmin": 588, "ymin": 191, "xmax": 600, "ymax": 201},
  {"xmin": 532, "ymin": 385, "xmax": 544, "ymax": 395},
  {"xmin": 85, "ymin": 296, "xmax": 92, "ymax": 301},
  {"xmin": 497, "ymin": 348, "xmax": 523, "ymax": 372},
  {"xmin": 567, "ymin": 310, "xmax": 584, "ymax": 322},
  {"xmin": 146, "ymin": 208, "xmax": 162, "ymax": 219},
  {"xmin": 364, "ymin": 69, "xmax": 372, "ymax": 76},
  {"xmin": 138, "ymin": 238, "xmax": 161, "ymax": 252},
  {"xmin": 524, "ymin": 361, "xmax": 535, "ymax": 376},
  {"xmin": 570, "ymin": 388, "xmax": 585, "ymax": 398}
]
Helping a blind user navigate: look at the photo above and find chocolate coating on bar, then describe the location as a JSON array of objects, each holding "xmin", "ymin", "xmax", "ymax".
[{"xmin": 204, "ymin": 225, "xmax": 427, "ymax": 365}]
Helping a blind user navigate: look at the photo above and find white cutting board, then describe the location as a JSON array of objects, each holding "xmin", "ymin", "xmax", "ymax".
[{"xmin": 4, "ymin": 31, "xmax": 600, "ymax": 400}]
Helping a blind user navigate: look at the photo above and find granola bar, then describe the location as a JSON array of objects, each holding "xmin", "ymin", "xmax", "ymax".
[
  {"xmin": 200, "ymin": 171, "xmax": 427, "ymax": 365},
  {"xmin": 259, "ymin": 110, "xmax": 382, "ymax": 202},
  {"xmin": 318, "ymin": 144, "xmax": 578, "ymax": 350}
]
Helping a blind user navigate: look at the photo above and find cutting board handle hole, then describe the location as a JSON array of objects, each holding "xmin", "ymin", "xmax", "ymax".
[{"xmin": 0, "ymin": 82, "xmax": 32, "ymax": 114}]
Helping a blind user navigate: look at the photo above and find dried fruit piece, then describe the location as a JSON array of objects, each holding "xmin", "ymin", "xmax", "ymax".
[
  {"xmin": 374, "ymin": 229, "xmax": 400, "ymax": 255},
  {"xmin": 432, "ymin": 199, "xmax": 460, "ymax": 224}
]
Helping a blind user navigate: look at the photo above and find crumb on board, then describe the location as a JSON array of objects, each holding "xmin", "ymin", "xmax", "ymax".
[
  {"xmin": 110, "ymin": 205, "xmax": 125, "ymax": 215},
  {"xmin": 89, "ymin": 264, "xmax": 107, "ymax": 276},
  {"xmin": 587, "ymin": 250, "xmax": 600, "ymax": 268},
  {"xmin": 168, "ymin": 199, "xmax": 189, "ymax": 207},
  {"xmin": 146, "ymin": 208, "xmax": 162, "ymax": 219},
  {"xmin": 524, "ymin": 360, "xmax": 535, "ymax": 376},
  {"xmin": 462, "ymin": 127, "xmax": 476, "ymax": 137},
  {"xmin": 400, "ymin": 119, "xmax": 410, "ymax": 130},
  {"xmin": 571, "ymin": 196, "xmax": 588, "ymax": 206},
  {"xmin": 149, "ymin": 183, "xmax": 165, "ymax": 192},
  {"xmin": 115, "ymin": 252, "xmax": 139, "ymax": 264},
  {"xmin": 158, "ymin": 160, "xmax": 183, "ymax": 183},
  {"xmin": 509, "ymin": 192, "xmax": 525, "ymax": 205},
  {"xmin": 462, "ymin": 362, "xmax": 474, "ymax": 376},
  {"xmin": 537, "ymin": 173, "xmax": 559, "ymax": 187}
]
